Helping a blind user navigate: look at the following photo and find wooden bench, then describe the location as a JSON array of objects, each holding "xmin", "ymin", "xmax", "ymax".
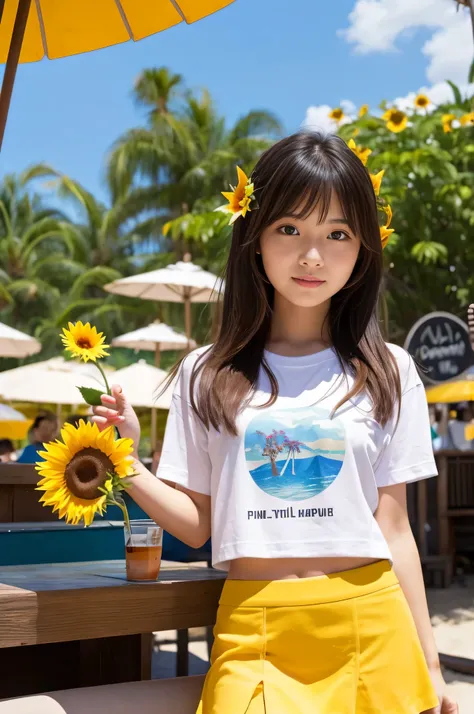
[{"xmin": 0, "ymin": 675, "xmax": 206, "ymax": 713}]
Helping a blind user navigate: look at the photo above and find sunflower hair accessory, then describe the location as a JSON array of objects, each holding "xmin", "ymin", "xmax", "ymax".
[
  {"xmin": 348, "ymin": 139, "xmax": 394, "ymax": 249},
  {"xmin": 217, "ymin": 166, "xmax": 256, "ymax": 225}
]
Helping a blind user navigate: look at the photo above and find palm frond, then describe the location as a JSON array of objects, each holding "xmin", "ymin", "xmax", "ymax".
[{"xmin": 69, "ymin": 265, "xmax": 122, "ymax": 301}]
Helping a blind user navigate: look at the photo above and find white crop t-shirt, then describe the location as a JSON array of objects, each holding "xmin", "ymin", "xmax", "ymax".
[{"xmin": 156, "ymin": 343, "xmax": 437, "ymax": 571}]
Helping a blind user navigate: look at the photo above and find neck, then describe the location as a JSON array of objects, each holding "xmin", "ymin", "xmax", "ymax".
[{"xmin": 268, "ymin": 293, "xmax": 331, "ymax": 356}]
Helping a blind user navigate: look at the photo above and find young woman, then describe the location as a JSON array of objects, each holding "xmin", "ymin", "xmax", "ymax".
[{"xmin": 92, "ymin": 132, "xmax": 457, "ymax": 714}]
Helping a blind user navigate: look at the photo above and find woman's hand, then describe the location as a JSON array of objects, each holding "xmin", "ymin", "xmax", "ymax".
[
  {"xmin": 91, "ymin": 384, "xmax": 141, "ymax": 457},
  {"xmin": 423, "ymin": 667, "xmax": 458, "ymax": 714}
]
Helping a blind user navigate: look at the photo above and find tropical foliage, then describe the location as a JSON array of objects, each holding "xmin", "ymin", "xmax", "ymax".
[
  {"xmin": 0, "ymin": 68, "xmax": 282, "ymax": 364},
  {"xmin": 0, "ymin": 65, "xmax": 473, "ymax": 362},
  {"xmin": 337, "ymin": 73, "xmax": 474, "ymax": 342}
]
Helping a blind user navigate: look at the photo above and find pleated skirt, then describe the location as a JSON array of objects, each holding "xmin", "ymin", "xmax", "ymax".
[{"xmin": 196, "ymin": 560, "xmax": 439, "ymax": 713}]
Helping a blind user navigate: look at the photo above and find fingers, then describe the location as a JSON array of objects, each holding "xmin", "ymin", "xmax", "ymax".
[
  {"xmin": 91, "ymin": 386, "xmax": 128, "ymax": 432},
  {"xmin": 94, "ymin": 405, "xmax": 122, "ymax": 419},
  {"xmin": 111, "ymin": 384, "xmax": 126, "ymax": 405},
  {"xmin": 90, "ymin": 414, "xmax": 125, "ymax": 432}
]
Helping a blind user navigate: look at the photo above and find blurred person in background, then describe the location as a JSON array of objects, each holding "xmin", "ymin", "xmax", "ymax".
[
  {"xmin": 444, "ymin": 402, "xmax": 474, "ymax": 451},
  {"xmin": 17, "ymin": 412, "xmax": 59, "ymax": 463},
  {"xmin": 0, "ymin": 438, "xmax": 17, "ymax": 462},
  {"xmin": 429, "ymin": 405, "xmax": 448, "ymax": 451}
]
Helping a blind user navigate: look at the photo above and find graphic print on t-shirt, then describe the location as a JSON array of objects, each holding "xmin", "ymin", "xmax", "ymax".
[{"xmin": 244, "ymin": 406, "xmax": 345, "ymax": 501}]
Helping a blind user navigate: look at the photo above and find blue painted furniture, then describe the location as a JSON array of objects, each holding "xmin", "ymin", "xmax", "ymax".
[{"xmin": 0, "ymin": 494, "xmax": 211, "ymax": 567}]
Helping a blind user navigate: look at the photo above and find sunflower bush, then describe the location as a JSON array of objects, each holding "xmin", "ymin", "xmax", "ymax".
[{"xmin": 336, "ymin": 76, "xmax": 474, "ymax": 343}]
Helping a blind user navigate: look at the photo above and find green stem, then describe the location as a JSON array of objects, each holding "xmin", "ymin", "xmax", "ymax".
[
  {"xmin": 110, "ymin": 494, "xmax": 131, "ymax": 535},
  {"xmin": 96, "ymin": 361, "xmax": 111, "ymax": 396}
]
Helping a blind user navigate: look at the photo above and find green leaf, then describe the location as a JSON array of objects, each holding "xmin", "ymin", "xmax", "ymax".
[
  {"xmin": 77, "ymin": 386, "xmax": 104, "ymax": 406},
  {"xmin": 446, "ymin": 80, "xmax": 462, "ymax": 107},
  {"xmin": 468, "ymin": 59, "xmax": 474, "ymax": 85}
]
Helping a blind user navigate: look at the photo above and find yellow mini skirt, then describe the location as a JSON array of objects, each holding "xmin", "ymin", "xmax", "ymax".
[{"xmin": 196, "ymin": 560, "xmax": 439, "ymax": 714}]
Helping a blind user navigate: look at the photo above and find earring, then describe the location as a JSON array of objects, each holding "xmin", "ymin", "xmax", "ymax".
[{"xmin": 256, "ymin": 250, "xmax": 261, "ymax": 255}]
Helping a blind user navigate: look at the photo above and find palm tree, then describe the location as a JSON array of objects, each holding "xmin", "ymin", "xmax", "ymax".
[
  {"xmin": 106, "ymin": 67, "xmax": 283, "ymax": 259},
  {"xmin": 0, "ymin": 172, "xmax": 82, "ymax": 341},
  {"xmin": 20, "ymin": 165, "xmax": 157, "ymax": 341}
]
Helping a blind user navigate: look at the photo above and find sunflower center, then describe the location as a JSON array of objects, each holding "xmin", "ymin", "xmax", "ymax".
[
  {"xmin": 76, "ymin": 338, "xmax": 93, "ymax": 349},
  {"xmin": 391, "ymin": 111, "xmax": 405, "ymax": 125},
  {"xmin": 65, "ymin": 447, "xmax": 115, "ymax": 500}
]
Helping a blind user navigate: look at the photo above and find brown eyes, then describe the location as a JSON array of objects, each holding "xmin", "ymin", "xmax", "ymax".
[
  {"xmin": 277, "ymin": 226, "xmax": 350, "ymax": 241},
  {"xmin": 278, "ymin": 225, "xmax": 299, "ymax": 236},
  {"xmin": 328, "ymin": 230, "xmax": 350, "ymax": 241}
]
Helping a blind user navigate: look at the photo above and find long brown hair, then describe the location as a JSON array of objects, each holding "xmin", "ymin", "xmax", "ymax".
[{"xmin": 174, "ymin": 131, "xmax": 400, "ymax": 435}]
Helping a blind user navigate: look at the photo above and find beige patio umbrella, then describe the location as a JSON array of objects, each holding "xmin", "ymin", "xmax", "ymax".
[
  {"xmin": 104, "ymin": 255, "xmax": 223, "ymax": 341},
  {"xmin": 0, "ymin": 321, "xmax": 41, "ymax": 357},
  {"xmin": 0, "ymin": 0, "xmax": 236, "ymax": 150},
  {"xmin": 0, "ymin": 356, "xmax": 114, "ymax": 417},
  {"xmin": 111, "ymin": 360, "xmax": 175, "ymax": 449},
  {"xmin": 112, "ymin": 320, "xmax": 196, "ymax": 367}
]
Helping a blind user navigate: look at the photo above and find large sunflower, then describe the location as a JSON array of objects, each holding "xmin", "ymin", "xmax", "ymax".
[
  {"xmin": 61, "ymin": 321, "xmax": 110, "ymax": 362},
  {"xmin": 36, "ymin": 420, "xmax": 135, "ymax": 526}
]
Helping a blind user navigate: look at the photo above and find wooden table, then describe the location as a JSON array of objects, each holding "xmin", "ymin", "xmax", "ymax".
[{"xmin": 0, "ymin": 560, "xmax": 225, "ymax": 699}]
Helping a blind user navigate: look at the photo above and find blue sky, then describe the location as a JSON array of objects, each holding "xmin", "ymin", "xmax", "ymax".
[{"xmin": 0, "ymin": 0, "xmax": 471, "ymax": 204}]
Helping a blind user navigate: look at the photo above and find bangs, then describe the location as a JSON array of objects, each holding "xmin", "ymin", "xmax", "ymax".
[{"xmin": 250, "ymin": 132, "xmax": 377, "ymax": 247}]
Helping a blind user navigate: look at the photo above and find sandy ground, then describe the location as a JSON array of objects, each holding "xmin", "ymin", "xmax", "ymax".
[
  {"xmin": 153, "ymin": 576, "xmax": 474, "ymax": 713},
  {"xmin": 426, "ymin": 575, "xmax": 474, "ymax": 713}
]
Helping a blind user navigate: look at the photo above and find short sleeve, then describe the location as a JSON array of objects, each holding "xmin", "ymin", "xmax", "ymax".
[
  {"xmin": 374, "ymin": 352, "xmax": 438, "ymax": 487},
  {"xmin": 156, "ymin": 354, "xmax": 212, "ymax": 496}
]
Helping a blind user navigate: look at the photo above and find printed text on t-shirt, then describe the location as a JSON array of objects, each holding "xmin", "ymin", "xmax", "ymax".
[{"xmin": 247, "ymin": 507, "xmax": 334, "ymax": 520}]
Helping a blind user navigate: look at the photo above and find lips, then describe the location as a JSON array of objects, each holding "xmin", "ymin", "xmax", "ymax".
[{"xmin": 292, "ymin": 276, "xmax": 325, "ymax": 288}]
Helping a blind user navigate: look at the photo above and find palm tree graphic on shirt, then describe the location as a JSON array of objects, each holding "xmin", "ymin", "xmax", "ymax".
[
  {"xmin": 280, "ymin": 437, "xmax": 307, "ymax": 476},
  {"xmin": 256, "ymin": 430, "xmax": 312, "ymax": 477},
  {"xmin": 256, "ymin": 429, "xmax": 285, "ymax": 476}
]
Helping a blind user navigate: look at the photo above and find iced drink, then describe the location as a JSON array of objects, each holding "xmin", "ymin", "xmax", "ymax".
[{"xmin": 124, "ymin": 519, "xmax": 163, "ymax": 581}]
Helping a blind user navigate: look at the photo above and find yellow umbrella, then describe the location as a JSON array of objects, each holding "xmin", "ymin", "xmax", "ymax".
[
  {"xmin": 426, "ymin": 378, "xmax": 474, "ymax": 404},
  {"xmin": 0, "ymin": 0, "xmax": 235, "ymax": 148},
  {"xmin": 0, "ymin": 403, "xmax": 33, "ymax": 439}
]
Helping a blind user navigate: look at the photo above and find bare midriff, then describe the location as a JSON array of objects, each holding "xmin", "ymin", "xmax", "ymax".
[{"xmin": 228, "ymin": 556, "xmax": 381, "ymax": 580}]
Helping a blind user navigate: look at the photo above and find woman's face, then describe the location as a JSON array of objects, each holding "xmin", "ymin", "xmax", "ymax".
[{"xmin": 259, "ymin": 192, "xmax": 361, "ymax": 309}]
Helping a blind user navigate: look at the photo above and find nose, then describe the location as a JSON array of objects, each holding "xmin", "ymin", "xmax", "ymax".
[{"xmin": 299, "ymin": 246, "xmax": 324, "ymax": 268}]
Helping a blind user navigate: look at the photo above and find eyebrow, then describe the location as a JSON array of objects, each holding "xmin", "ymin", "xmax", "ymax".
[{"xmin": 327, "ymin": 218, "xmax": 349, "ymax": 224}]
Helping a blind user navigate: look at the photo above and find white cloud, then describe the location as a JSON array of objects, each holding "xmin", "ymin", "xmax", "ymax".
[
  {"xmin": 303, "ymin": 0, "xmax": 474, "ymax": 131},
  {"xmin": 303, "ymin": 104, "xmax": 338, "ymax": 133},
  {"xmin": 303, "ymin": 101, "xmax": 356, "ymax": 133},
  {"xmin": 393, "ymin": 81, "xmax": 474, "ymax": 112},
  {"xmin": 302, "ymin": 79, "xmax": 474, "ymax": 129},
  {"xmin": 340, "ymin": 0, "xmax": 472, "ymax": 85},
  {"xmin": 340, "ymin": 99, "xmax": 357, "ymax": 116}
]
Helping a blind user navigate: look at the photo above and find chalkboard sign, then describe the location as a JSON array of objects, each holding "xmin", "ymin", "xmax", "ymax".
[{"xmin": 404, "ymin": 311, "xmax": 473, "ymax": 384}]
